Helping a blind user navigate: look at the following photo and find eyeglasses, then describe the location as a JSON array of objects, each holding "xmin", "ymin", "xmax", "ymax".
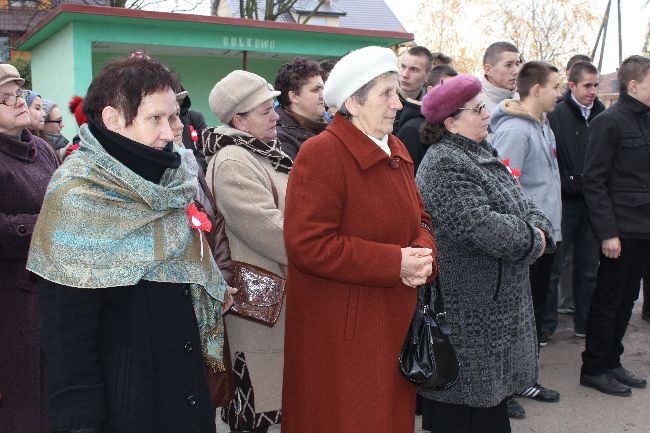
[
  {"xmin": 0, "ymin": 89, "xmax": 26, "ymax": 107},
  {"xmin": 45, "ymin": 118, "xmax": 64, "ymax": 125},
  {"xmin": 456, "ymin": 103, "xmax": 486, "ymax": 115}
]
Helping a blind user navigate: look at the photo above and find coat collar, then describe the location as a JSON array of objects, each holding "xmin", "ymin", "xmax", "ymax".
[
  {"xmin": 563, "ymin": 89, "xmax": 605, "ymax": 121},
  {"xmin": 326, "ymin": 114, "xmax": 413, "ymax": 170},
  {"xmin": 0, "ymin": 128, "xmax": 38, "ymax": 162},
  {"xmin": 619, "ymin": 92, "xmax": 650, "ymax": 116}
]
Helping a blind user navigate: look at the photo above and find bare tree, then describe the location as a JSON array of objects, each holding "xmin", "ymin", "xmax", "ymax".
[
  {"xmin": 236, "ymin": 0, "xmax": 327, "ymax": 23},
  {"xmin": 413, "ymin": 0, "xmax": 600, "ymax": 74},
  {"xmin": 413, "ymin": 0, "xmax": 490, "ymax": 73},
  {"xmin": 643, "ymin": 0, "xmax": 650, "ymax": 57},
  {"xmin": 488, "ymin": 0, "xmax": 600, "ymax": 68}
]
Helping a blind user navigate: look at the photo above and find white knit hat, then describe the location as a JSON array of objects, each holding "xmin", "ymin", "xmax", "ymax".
[{"xmin": 324, "ymin": 46, "xmax": 398, "ymax": 109}]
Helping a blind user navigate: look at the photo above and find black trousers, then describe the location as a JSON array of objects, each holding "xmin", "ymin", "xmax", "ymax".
[
  {"xmin": 642, "ymin": 263, "xmax": 650, "ymax": 316},
  {"xmin": 530, "ymin": 250, "xmax": 558, "ymax": 337},
  {"xmin": 421, "ymin": 398, "xmax": 510, "ymax": 433},
  {"xmin": 582, "ymin": 238, "xmax": 650, "ymax": 375}
]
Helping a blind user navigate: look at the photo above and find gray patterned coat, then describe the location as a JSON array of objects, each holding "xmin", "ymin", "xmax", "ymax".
[{"xmin": 415, "ymin": 133, "xmax": 555, "ymax": 408}]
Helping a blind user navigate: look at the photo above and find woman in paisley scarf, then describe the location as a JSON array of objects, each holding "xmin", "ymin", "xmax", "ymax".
[
  {"xmin": 203, "ymin": 70, "xmax": 290, "ymax": 433},
  {"xmin": 28, "ymin": 55, "xmax": 231, "ymax": 433}
]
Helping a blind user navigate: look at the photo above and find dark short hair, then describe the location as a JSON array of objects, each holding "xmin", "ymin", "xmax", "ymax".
[
  {"xmin": 566, "ymin": 54, "xmax": 591, "ymax": 72},
  {"xmin": 568, "ymin": 61, "xmax": 599, "ymax": 84},
  {"xmin": 420, "ymin": 120, "xmax": 449, "ymax": 146},
  {"xmin": 618, "ymin": 55, "xmax": 650, "ymax": 93},
  {"xmin": 517, "ymin": 61, "xmax": 559, "ymax": 99},
  {"xmin": 431, "ymin": 52, "xmax": 452, "ymax": 67},
  {"xmin": 319, "ymin": 59, "xmax": 337, "ymax": 81},
  {"xmin": 83, "ymin": 56, "xmax": 180, "ymax": 127},
  {"xmin": 483, "ymin": 41, "xmax": 519, "ymax": 66},
  {"xmin": 405, "ymin": 46, "xmax": 434, "ymax": 73},
  {"xmin": 275, "ymin": 58, "xmax": 323, "ymax": 107},
  {"xmin": 426, "ymin": 65, "xmax": 458, "ymax": 87}
]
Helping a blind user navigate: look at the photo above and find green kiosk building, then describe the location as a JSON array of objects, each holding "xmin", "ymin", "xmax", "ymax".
[{"xmin": 16, "ymin": 4, "xmax": 412, "ymax": 138}]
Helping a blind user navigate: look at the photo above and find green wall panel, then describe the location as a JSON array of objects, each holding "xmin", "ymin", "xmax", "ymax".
[
  {"xmin": 31, "ymin": 23, "xmax": 77, "ymax": 141},
  {"xmin": 91, "ymin": 52, "xmax": 286, "ymax": 126}
]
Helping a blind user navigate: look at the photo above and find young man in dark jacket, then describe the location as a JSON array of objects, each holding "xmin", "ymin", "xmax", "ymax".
[
  {"xmin": 396, "ymin": 65, "xmax": 457, "ymax": 174},
  {"xmin": 541, "ymin": 61, "xmax": 605, "ymax": 343},
  {"xmin": 580, "ymin": 55, "xmax": 650, "ymax": 396}
]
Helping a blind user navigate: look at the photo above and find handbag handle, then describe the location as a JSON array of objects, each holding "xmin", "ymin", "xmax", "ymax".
[{"xmin": 422, "ymin": 276, "xmax": 446, "ymax": 317}]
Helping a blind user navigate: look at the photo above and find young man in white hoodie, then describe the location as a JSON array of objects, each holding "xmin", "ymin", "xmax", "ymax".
[{"xmin": 491, "ymin": 60, "xmax": 563, "ymax": 415}]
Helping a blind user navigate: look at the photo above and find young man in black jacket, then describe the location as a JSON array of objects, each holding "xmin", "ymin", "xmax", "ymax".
[
  {"xmin": 541, "ymin": 61, "xmax": 605, "ymax": 344},
  {"xmin": 581, "ymin": 55, "xmax": 650, "ymax": 396},
  {"xmin": 396, "ymin": 65, "xmax": 458, "ymax": 174}
]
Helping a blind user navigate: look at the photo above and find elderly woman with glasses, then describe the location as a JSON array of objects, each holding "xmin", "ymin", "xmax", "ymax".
[
  {"xmin": 281, "ymin": 46, "xmax": 436, "ymax": 433},
  {"xmin": 0, "ymin": 64, "xmax": 58, "ymax": 433},
  {"xmin": 414, "ymin": 75, "xmax": 555, "ymax": 433}
]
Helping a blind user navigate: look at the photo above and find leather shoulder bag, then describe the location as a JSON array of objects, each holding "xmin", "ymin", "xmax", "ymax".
[
  {"xmin": 399, "ymin": 277, "xmax": 460, "ymax": 390},
  {"xmin": 209, "ymin": 159, "xmax": 286, "ymax": 327}
]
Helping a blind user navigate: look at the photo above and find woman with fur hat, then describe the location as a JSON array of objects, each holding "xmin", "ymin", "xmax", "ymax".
[
  {"xmin": 414, "ymin": 75, "xmax": 554, "ymax": 433},
  {"xmin": 281, "ymin": 46, "xmax": 436, "ymax": 433},
  {"xmin": 203, "ymin": 70, "xmax": 289, "ymax": 433}
]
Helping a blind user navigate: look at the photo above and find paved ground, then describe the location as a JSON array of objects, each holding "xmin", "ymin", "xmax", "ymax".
[{"xmin": 415, "ymin": 298, "xmax": 650, "ymax": 433}]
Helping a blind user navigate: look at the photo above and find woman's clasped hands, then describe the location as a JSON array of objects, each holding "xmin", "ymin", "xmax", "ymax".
[{"xmin": 400, "ymin": 247, "xmax": 434, "ymax": 288}]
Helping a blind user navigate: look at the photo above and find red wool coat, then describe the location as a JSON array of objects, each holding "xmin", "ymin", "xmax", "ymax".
[{"xmin": 282, "ymin": 115, "xmax": 436, "ymax": 433}]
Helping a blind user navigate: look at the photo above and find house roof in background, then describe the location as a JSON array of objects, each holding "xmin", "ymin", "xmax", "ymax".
[
  {"xmin": 222, "ymin": 0, "xmax": 405, "ymax": 32},
  {"xmin": 15, "ymin": 4, "xmax": 413, "ymax": 51}
]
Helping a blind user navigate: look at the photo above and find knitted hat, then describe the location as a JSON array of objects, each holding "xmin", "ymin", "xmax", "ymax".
[
  {"xmin": 68, "ymin": 96, "xmax": 88, "ymax": 126},
  {"xmin": 421, "ymin": 74, "xmax": 482, "ymax": 123},
  {"xmin": 24, "ymin": 90, "xmax": 41, "ymax": 107},
  {"xmin": 43, "ymin": 99, "xmax": 56, "ymax": 119},
  {"xmin": 208, "ymin": 70, "xmax": 280, "ymax": 124},
  {"xmin": 323, "ymin": 46, "xmax": 398, "ymax": 110},
  {"xmin": 0, "ymin": 64, "xmax": 25, "ymax": 87}
]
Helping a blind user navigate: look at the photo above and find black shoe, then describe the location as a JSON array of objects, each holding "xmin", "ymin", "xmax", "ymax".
[
  {"xmin": 538, "ymin": 332, "xmax": 550, "ymax": 347},
  {"xmin": 516, "ymin": 383, "xmax": 560, "ymax": 402},
  {"xmin": 580, "ymin": 372, "xmax": 632, "ymax": 396},
  {"xmin": 506, "ymin": 396, "xmax": 525, "ymax": 419},
  {"xmin": 642, "ymin": 311, "xmax": 650, "ymax": 322},
  {"xmin": 609, "ymin": 366, "xmax": 647, "ymax": 388}
]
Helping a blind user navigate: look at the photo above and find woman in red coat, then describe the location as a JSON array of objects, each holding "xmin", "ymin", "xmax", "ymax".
[{"xmin": 282, "ymin": 46, "xmax": 437, "ymax": 433}]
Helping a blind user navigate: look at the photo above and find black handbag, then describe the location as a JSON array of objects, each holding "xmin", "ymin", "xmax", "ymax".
[{"xmin": 399, "ymin": 278, "xmax": 460, "ymax": 390}]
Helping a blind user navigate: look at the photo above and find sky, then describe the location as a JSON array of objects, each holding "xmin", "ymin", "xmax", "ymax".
[{"xmin": 384, "ymin": 0, "xmax": 650, "ymax": 74}]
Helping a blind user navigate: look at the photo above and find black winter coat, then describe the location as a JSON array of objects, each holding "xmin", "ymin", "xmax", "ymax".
[
  {"xmin": 180, "ymin": 94, "xmax": 208, "ymax": 173},
  {"xmin": 548, "ymin": 91, "xmax": 605, "ymax": 200},
  {"xmin": 38, "ymin": 280, "xmax": 216, "ymax": 433},
  {"xmin": 583, "ymin": 92, "xmax": 650, "ymax": 240},
  {"xmin": 395, "ymin": 98, "xmax": 427, "ymax": 174},
  {"xmin": 276, "ymin": 106, "xmax": 319, "ymax": 161},
  {"xmin": 36, "ymin": 124, "xmax": 216, "ymax": 433}
]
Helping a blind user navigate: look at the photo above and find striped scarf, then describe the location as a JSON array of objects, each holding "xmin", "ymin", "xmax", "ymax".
[
  {"xmin": 27, "ymin": 124, "xmax": 228, "ymax": 372},
  {"xmin": 202, "ymin": 125, "xmax": 292, "ymax": 173}
]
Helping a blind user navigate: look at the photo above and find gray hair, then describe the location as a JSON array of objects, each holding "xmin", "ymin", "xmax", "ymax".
[{"xmin": 339, "ymin": 71, "xmax": 398, "ymax": 119}]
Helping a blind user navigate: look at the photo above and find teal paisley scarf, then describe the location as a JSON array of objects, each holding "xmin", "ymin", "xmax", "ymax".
[{"xmin": 27, "ymin": 124, "xmax": 227, "ymax": 372}]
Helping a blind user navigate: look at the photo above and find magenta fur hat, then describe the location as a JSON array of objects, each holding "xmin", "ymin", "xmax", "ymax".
[{"xmin": 421, "ymin": 74, "xmax": 482, "ymax": 123}]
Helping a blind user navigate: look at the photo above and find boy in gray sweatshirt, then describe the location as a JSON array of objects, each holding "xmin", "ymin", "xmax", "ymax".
[{"xmin": 491, "ymin": 60, "xmax": 562, "ymax": 407}]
